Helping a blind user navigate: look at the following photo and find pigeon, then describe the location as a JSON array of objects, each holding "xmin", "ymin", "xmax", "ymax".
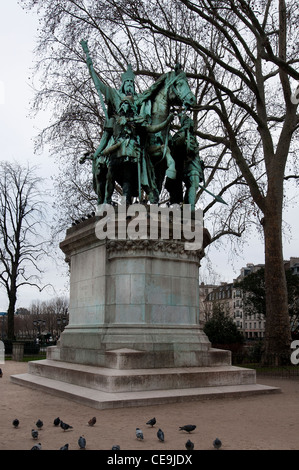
[
  {"xmin": 31, "ymin": 429, "xmax": 39, "ymax": 440},
  {"xmin": 53, "ymin": 417, "xmax": 61, "ymax": 426},
  {"xmin": 157, "ymin": 428, "xmax": 164, "ymax": 442},
  {"xmin": 136, "ymin": 428, "xmax": 144, "ymax": 440},
  {"xmin": 36, "ymin": 419, "xmax": 43, "ymax": 429},
  {"xmin": 185, "ymin": 439, "xmax": 194, "ymax": 450},
  {"xmin": 179, "ymin": 424, "xmax": 196, "ymax": 433},
  {"xmin": 88, "ymin": 416, "xmax": 96, "ymax": 426},
  {"xmin": 112, "ymin": 445, "xmax": 120, "ymax": 450},
  {"xmin": 78, "ymin": 435, "xmax": 86, "ymax": 449},
  {"xmin": 213, "ymin": 437, "xmax": 222, "ymax": 450},
  {"xmin": 60, "ymin": 421, "xmax": 73, "ymax": 431},
  {"xmin": 31, "ymin": 443, "xmax": 42, "ymax": 450},
  {"xmin": 146, "ymin": 417, "xmax": 156, "ymax": 427},
  {"xmin": 60, "ymin": 443, "xmax": 69, "ymax": 450},
  {"xmin": 12, "ymin": 419, "xmax": 19, "ymax": 428}
]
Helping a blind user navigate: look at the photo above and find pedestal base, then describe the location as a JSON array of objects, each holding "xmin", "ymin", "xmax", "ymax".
[
  {"xmin": 46, "ymin": 325, "xmax": 223, "ymax": 368},
  {"xmin": 10, "ymin": 213, "xmax": 280, "ymax": 407},
  {"xmin": 11, "ymin": 356, "xmax": 280, "ymax": 409}
]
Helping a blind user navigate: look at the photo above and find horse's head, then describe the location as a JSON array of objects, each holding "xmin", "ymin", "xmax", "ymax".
[
  {"xmin": 139, "ymin": 69, "xmax": 197, "ymax": 124},
  {"xmin": 168, "ymin": 71, "xmax": 197, "ymax": 109}
]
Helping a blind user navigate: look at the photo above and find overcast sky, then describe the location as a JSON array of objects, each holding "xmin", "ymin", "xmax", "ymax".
[
  {"xmin": 0, "ymin": 1, "xmax": 298, "ymax": 310},
  {"xmin": 0, "ymin": 1, "xmax": 68, "ymax": 310}
]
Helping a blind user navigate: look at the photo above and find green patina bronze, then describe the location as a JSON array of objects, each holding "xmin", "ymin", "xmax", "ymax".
[{"xmin": 80, "ymin": 39, "xmax": 225, "ymax": 208}]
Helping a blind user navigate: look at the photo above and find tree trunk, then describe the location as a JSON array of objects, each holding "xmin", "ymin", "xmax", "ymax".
[
  {"xmin": 7, "ymin": 280, "xmax": 17, "ymax": 341},
  {"xmin": 262, "ymin": 186, "xmax": 291, "ymax": 363},
  {"xmin": 7, "ymin": 299, "xmax": 16, "ymax": 341}
]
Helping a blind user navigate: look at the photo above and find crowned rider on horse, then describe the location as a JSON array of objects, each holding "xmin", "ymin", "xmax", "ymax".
[{"xmin": 80, "ymin": 40, "xmax": 177, "ymax": 205}]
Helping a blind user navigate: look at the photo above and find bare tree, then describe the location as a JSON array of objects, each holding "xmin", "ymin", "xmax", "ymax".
[
  {"xmin": 21, "ymin": 0, "xmax": 254, "ymax": 236},
  {"xmin": 98, "ymin": 0, "xmax": 299, "ymax": 359},
  {"xmin": 29, "ymin": 296, "xmax": 69, "ymax": 338},
  {"xmin": 21, "ymin": 0, "xmax": 299, "ymax": 359},
  {"xmin": 0, "ymin": 161, "xmax": 50, "ymax": 340}
]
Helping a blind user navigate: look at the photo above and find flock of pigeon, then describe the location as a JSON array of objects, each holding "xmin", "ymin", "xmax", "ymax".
[
  {"xmin": 12, "ymin": 415, "xmax": 222, "ymax": 450},
  {"xmin": 12, "ymin": 415, "xmax": 94, "ymax": 450},
  {"xmin": 136, "ymin": 421, "xmax": 221, "ymax": 450}
]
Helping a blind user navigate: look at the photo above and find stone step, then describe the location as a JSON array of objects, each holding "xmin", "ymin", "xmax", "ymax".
[
  {"xmin": 21, "ymin": 359, "xmax": 257, "ymax": 393},
  {"xmin": 10, "ymin": 372, "xmax": 280, "ymax": 410},
  {"xmin": 104, "ymin": 347, "xmax": 231, "ymax": 369},
  {"xmin": 47, "ymin": 344, "xmax": 232, "ymax": 369}
]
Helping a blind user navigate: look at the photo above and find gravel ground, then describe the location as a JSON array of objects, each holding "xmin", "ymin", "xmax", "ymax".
[{"xmin": 1, "ymin": 361, "xmax": 299, "ymax": 451}]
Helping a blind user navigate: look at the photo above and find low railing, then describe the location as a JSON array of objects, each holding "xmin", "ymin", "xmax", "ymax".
[
  {"xmin": 3, "ymin": 340, "xmax": 49, "ymax": 361},
  {"xmin": 232, "ymin": 352, "xmax": 299, "ymax": 378}
]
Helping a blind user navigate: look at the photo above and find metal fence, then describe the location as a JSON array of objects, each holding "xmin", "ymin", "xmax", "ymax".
[
  {"xmin": 232, "ymin": 352, "xmax": 299, "ymax": 378},
  {"xmin": 3, "ymin": 339, "xmax": 299, "ymax": 377},
  {"xmin": 3, "ymin": 340, "xmax": 48, "ymax": 361}
]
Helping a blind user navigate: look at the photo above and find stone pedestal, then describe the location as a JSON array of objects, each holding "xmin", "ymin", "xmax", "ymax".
[
  {"xmin": 0, "ymin": 340, "xmax": 4, "ymax": 364},
  {"xmin": 12, "ymin": 342, "xmax": 24, "ymax": 362},
  {"xmin": 51, "ymin": 213, "xmax": 215, "ymax": 368},
  {"xmin": 11, "ymin": 211, "xmax": 280, "ymax": 407}
]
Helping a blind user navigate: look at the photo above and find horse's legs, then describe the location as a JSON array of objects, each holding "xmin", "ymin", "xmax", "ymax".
[
  {"xmin": 148, "ymin": 187, "xmax": 159, "ymax": 204},
  {"xmin": 99, "ymin": 167, "xmax": 107, "ymax": 204},
  {"xmin": 162, "ymin": 145, "xmax": 176, "ymax": 179},
  {"xmin": 165, "ymin": 177, "xmax": 183, "ymax": 205},
  {"xmin": 184, "ymin": 176, "xmax": 199, "ymax": 212},
  {"xmin": 95, "ymin": 166, "xmax": 107, "ymax": 204},
  {"xmin": 104, "ymin": 166, "xmax": 115, "ymax": 204},
  {"xmin": 122, "ymin": 162, "xmax": 137, "ymax": 205},
  {"xmin": 122, "ymin": 181, "xmax": 132, "ymax": 204}
]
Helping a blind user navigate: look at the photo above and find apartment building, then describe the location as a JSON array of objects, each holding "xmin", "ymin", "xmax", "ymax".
[
  {"xmin": 233, "ymin": 263, "xmax": 265, "ymax": 339},
  {"xmin": 200, "ymin": 257, "xmax": 299, "ymax": 340},
  {"xmin": 199, "ymin": 282, "xmax": 233, "ymax": 323}
]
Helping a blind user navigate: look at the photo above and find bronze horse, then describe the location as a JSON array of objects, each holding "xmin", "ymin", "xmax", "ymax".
[{"xmin": 139, "ymin": 67, "xmax": 197, "ymax": 198}]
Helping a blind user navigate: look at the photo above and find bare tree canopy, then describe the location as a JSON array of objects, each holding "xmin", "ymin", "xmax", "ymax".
[
  {"xmin": 20, "ymin": 0, "xmax": 299, "ymax": 359},
  {"xmin": 0, "ymin": 161, "xmax": 50, "ymax": 339}
]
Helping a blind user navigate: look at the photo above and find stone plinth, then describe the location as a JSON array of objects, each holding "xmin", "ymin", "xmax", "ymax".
[
  {"xmin": 12, "ymin": 342, "xmax": 24, "ymax": 362},
  {"xmin": 11, "ymin": 210, "xmax": 280, "ymax": 408},
  {"xmin": 50, "ymin": 212, "xmax": 214, "ymax": 368}
]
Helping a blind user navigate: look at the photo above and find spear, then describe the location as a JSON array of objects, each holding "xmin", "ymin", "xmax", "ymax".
[
  {"xmin": 198, "ymin": 184, "xmax": 227, "ymax": 205},
  {"xmin": 80, "ymin": 39, "xmax": 108, "ymax": 120}
]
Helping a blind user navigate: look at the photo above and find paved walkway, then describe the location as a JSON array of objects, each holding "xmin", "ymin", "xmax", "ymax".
[{"xmin": 1, "ymin": 361, "xmax": 299, "ymax": 450}]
